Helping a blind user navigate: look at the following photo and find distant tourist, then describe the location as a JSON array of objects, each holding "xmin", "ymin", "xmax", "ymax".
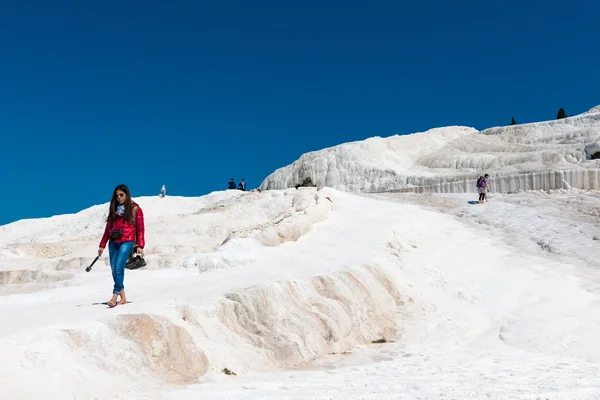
[
  {"xmin": 238, "ymin": 178, "xmax": 246, "ymax": 191},
  {"xmin": 97, "ymin": 184, "xmax": 146, "ymax": 308},
  {"xmin": 160, "ymin": 184, "xmax": 166, "ymax": 198},
  {"xmin": 483, "ymin": 174, "xmax": 490, "ymax": 202},
  {"xmin": 228, "ymin": 178, "xmax": 237, "ymax": 189},
  {"xmin": 477, "ymin": 176, "xmax": 486, "ymax": 204}
]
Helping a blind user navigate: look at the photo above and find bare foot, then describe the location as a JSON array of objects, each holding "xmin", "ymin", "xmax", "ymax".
[
  {"xmin": 117, "ymin": 290, "xmax": 127, "ymax": 305},
  {"xmin": 107, "ymin": 295, "xmax": 118, "ymax": 307}
]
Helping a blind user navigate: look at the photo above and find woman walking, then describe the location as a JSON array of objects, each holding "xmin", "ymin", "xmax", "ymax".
[{"xmin": 98, "ymin": 184, "xmax": 145, "ymax": 307}]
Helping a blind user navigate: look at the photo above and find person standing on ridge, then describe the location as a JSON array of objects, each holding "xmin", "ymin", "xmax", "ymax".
[
  {"xmin": 98, "ymin": 184, "xmax": 145, "ymax": 307},
  {"xmin": 238, "ymin": 178, "xmax": 246, "ymax": 191},
  {"xmin": 228, "ymin": 178, "xmax": 237, "ymax": 189},
  {"xmin": 160, "ymin": 184, "xmax": 166, "ymax": 197}
]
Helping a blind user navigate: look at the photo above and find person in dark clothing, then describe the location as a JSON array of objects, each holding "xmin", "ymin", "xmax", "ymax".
[
  {"xmin": 228, "ymin": 178, "xmax": 237, "ymax": 189},
  {"xmin": 477, "ymin": 176, "xmax": 486, "ymax": 203},
  {"xmin": 483, "ymin": 174, "xmax": 490, "ymax": 202},
  {"xmin": 238, "ymin": 179, "xmax": 246, "ymax": 191}
]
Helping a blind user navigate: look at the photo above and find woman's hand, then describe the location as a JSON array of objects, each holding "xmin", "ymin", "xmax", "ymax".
[
  {"xmin": 98, "ymin": 247, "xmax": 104, "ymax": 256},
  {"xmin": 137, "ymin": 247, "xmax": 145, "ymax": 257}
]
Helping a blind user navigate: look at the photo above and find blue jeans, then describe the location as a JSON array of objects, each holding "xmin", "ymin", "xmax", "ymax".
[{"xmin": 108, "ymin": 241, "xmax": 134, "ymax": 295}]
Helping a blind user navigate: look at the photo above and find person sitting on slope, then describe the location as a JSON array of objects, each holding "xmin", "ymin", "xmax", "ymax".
[{"xmin": 98, "ymin": 184, "xmax": 145, "ymax": 307}]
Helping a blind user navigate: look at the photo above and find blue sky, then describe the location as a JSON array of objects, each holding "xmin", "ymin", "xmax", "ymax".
[{"xmin": 1, "ymin": 0, "xmax": 599, "ymax": 225}]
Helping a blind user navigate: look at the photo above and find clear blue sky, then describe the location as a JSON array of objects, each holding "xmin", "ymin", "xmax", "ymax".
[{"xmin": 1, "ymin": 0, "xmax": 599, "ymax": 225}]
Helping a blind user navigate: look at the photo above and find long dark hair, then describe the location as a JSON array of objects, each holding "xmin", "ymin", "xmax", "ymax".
[{"xmin": 107, "ymin": 184, "xmax": 134, "ymax": 224}]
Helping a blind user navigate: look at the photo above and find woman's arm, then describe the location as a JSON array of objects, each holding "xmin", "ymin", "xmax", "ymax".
[{"xmin": 135, "ymin": 207, "xmax": 145, "ymax": 249}]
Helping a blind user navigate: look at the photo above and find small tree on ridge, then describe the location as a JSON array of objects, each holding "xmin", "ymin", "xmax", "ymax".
[{"xmin": 557, "ymin": 108, "xmax": 568, "ymax": 119}]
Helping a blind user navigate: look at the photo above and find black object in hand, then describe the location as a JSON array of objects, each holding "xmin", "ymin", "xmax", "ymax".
[{"xmin": 85, "ymin": 256, "xmax": 100, "ymax": 272}]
